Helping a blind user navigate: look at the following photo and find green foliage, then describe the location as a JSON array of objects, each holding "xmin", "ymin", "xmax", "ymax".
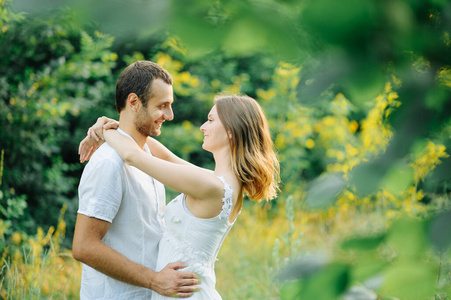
[
  {"xmin": 279, "ymin": 212, "xmax": 451, "ymax": 299},
  {"xmin": 0, "ymin": 0, "xmax": 24, "ymax": 33},
  {"xmin": 2, "ymin": 0, "xmax": 450, "ymax": 298},
  {"xmin": 0, "ymin": 6, "xmax": 118, "ymax": 236}
]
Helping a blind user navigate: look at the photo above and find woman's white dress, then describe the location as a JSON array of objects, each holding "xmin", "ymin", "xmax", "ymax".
[{"xmin": 151, "ymin": 176, "xmax": 236, "ymax": 300}]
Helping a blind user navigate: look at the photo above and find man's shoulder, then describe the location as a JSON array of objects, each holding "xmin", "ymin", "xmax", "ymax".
[{"xmin": 87, "ymin": 143, "xmax": 124, "ymax": 169}]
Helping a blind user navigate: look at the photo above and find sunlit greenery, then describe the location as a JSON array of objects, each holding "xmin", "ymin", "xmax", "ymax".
[{"xmin": 1, "ymin": 0, "xmax": 450, "ymax": 298}]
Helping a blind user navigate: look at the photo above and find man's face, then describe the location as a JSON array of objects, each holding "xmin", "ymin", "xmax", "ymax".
[{"xmin": 135, "ymin": 79, "xmax": 174, "ymax": 137}]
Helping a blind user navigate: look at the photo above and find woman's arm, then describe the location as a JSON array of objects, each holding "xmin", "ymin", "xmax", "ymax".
[
  {"xmin": 146, "ymin": 137, "xmax": 191, "ymax": 166},
  {"xmin": 146, "ymin": 138, "xmax": 214, "ymax": 174},
  {"xmin": 104, "ymin": 129, "xmax": 223, "ymax": 201},
  {"xmin": 79, "ymin": 116, "xmax": 206, "ymax": 169}
]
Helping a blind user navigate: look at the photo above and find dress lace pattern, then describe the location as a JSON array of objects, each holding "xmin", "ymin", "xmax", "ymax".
[
  {"xmin": 160, "ymin": 229, "xmax": 214, "ymax": 274},
  {"xmin": 216, "ymin": 176, "xmax": 233, "ymax": 220}
]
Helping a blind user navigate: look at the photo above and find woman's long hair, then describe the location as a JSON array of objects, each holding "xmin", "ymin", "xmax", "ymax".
[{"xmin": 215, "ymin": 94, "xmax": 280, "ymax": 203}]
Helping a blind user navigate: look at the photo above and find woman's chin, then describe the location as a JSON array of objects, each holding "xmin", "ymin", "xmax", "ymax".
[{"xmin": 201, "ymin": 144, "xmax": 212, "ymax": 153}]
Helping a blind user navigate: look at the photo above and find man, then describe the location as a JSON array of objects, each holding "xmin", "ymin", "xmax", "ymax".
[{"xmin": 72, "ymin": 61, "xmax": 199, "ymax": 299}]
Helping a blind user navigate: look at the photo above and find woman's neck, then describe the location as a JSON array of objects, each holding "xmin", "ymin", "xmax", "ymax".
[{"xmin": 212, "ymin": 147, "xmax": 233, "ymax": 176}]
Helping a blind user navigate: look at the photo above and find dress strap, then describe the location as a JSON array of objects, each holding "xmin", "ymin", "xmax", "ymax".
[{"xmin": 216, "ymin": 176, "xmax": 233, "ymax": 220}]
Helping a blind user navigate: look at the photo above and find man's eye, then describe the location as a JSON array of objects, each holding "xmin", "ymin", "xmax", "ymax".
[{"xmin": 159, "ymin": 105, "xmax": 166, "ymax": 109}]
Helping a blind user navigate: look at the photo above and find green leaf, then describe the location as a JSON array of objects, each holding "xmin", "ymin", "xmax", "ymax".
[
  {"xmin": 349, "ymin": 161, "xmax": 387, "ymax": 197},
  {"xmin": 304, "ymin": 172, "xmax": 346, "ymax": 209},
  {"xmin": 387, "ymin": 217, "xmax": 428, "ymax": 259},
  {"xmin": 429, "ymin": 210, "xmax": 451, "ymax": 251},
  {"xmin": 280, "ymin": 280, "xmax": 302, "ymax": 300},
  {"xmin": 301, "ymin": 0, "xmax": 378, "ymax": 47},
  {"xmin": 380, "ymin": 161, "xmax": 414, "ymax": 195},
  {"xmin": 341, "ymin": 234, "xmax": 386, "ymax": 251},
  {"xmin": 278, "ymin": 252, "xmax": 329, "ymax": 281},
  {"xmin": 301, "ymin": 263, "xmax": 350, "ymax": 300},
  {"xmin": 381, "ymin": 260, "xmax": 437, "ymax": 300},
  {"xmin": 222, "ymin": 17, "xmax": 267, "ymax": 56},
  {"xmin": 280, "ymin": 263, "xmax": 350, "ymax": 300},
  {"xmin": 351, "ymin": 260, "xmax": 386, "ymax": 284}
]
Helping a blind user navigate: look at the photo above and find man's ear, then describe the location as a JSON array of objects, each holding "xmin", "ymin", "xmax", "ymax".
[{"xmin": 127, "ymin": 93, "xmax": 141, "ymax": 112}]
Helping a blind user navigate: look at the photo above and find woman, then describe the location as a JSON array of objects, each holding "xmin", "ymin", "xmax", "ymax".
[{"xmin": 81, "ymin": 94, "xmax": 279, "ymax": 299}]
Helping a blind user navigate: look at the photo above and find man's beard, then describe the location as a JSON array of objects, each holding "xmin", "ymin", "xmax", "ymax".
[{"xmin": 134, "ymin": 107, "xmax": 158, "ymax": 137}]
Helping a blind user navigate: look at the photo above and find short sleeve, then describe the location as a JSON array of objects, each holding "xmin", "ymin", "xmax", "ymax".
[{"xmin": 78, "ymin": 157, "xmax": 124, "ymax": 223}]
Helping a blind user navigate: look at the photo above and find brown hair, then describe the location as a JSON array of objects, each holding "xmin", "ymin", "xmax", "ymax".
[
  {"xmin": 115, "ymin": 61, "xmax": 172, "ymax": 113},
  {"xmin": 215, "ymin": 94, "xmax": 280, "ymax": 203}
]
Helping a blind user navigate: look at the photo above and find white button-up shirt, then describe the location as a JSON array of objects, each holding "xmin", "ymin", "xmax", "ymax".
[{"xmin": 77, "ymin": 128, "xmax": 165, "ymax": 299}]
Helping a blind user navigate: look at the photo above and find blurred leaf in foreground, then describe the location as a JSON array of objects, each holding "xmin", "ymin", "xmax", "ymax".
[{"xmin": 303, "ymin": 172, "xmax": 346, "ymax": 209}]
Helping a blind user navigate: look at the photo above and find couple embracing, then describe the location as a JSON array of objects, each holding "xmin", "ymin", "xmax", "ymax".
[{"xmin": 72, "ymin": 61, "xmax": 280, "ymax": 299}]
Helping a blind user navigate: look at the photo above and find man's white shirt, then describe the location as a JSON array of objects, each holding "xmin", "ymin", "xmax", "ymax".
[{"xmin": 77, "ymin": 128, "xmax": 165, "ymax": 299}]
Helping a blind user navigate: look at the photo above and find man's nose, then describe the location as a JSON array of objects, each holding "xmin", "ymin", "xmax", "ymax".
[{"xmin": 164, "ymin": 107, "xmax": 174, "ymax": 121}]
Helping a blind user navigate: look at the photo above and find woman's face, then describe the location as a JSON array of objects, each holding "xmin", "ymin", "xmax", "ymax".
[{"xmin": 200, "ymin": 105, "xmax": 229, "ymax": 152}]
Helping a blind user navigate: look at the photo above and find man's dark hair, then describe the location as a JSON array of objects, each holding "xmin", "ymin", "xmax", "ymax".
[{"xmin": 115, "ymin": 61, "xmax": 173, "ymax": 113}]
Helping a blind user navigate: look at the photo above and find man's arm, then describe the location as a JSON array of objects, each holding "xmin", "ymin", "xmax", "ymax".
[{"xmin": 72, "ymin": 214, "xmax": 200, "ymax": 298}]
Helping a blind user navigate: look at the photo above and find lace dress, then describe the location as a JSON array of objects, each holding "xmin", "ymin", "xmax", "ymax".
[{"xmin": 151, "ymin": 177, "xmax": 236, "ymax": 300}]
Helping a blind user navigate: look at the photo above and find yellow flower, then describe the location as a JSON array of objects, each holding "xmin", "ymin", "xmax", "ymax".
[
  {"xmin": 211, "ymin": 79, "xmax": 221, "ymax": 88},
  {"xmin": 11, "ymin": 232, "xmax": 21, "ymax": 245},
  {"xmin": 182, "ymin": 120, "xmax": 194, "ymax": 130},
  {"xmin": 411, "ymin": 141, "xmax": 449, "ymax": 182},
  {"xmin": 178, "ymin": 72, "xmax": 191, "ymax": 83},
  {"xmin": 349, "ymin": 120, "xmax": 358, "ymax": 134},
  {"xmin": 345, "ymin": 144, "xmax": 359, "ymax": 157},
  {"xmin": 257, "ymin": 88, "xmax": 276, "ymax": 102},
  {"xmin": 190, "ymin": 76, "xmax": 200, "ymax": 87},
  {"xmin": 384, "ymin": 82, "xmax": 392, "ymax": 93},
  {"xmin": 387, "ymin": 92, "xmax": 399, "ymax": 103},
  {"xmin": 391, "ymin": 75, "xmax": 402, "ymax": 86},
  {"xmin": 163, "ymin": 36, "xmax": 187, "ymax": 55},
  {"xmin": 155, "ymin": 53, "xmax": 172, "ymax": 68},
  {"xmin": 438, "ymin": 67, "xmax": 451, "ymax": 87},
  {"xmin": 275, "ymin": 134, "xmax": 286, "ymax": 148},
  {"xmin": 385, "ymin": 209, "xmax": 397, "ymax": 219},
  {"xmin": 336, "ymin": 151, "xmax": 345, "ymax": 162},
  {"xmin": 305, "ymin": 139, "xmax": 315, "ymax": 149}
]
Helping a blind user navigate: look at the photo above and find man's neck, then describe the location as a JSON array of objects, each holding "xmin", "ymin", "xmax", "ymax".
[{"xmin": 117, "ymin": 117, "xmax": 147, "ymax": 149}]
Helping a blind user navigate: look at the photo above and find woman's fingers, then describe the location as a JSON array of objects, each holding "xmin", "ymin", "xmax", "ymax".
[
  {"xmin": 103, "ymin": 120, "xmax": 119, "ymax": 130},
  {"xmin": 79, "ymin": 136, "xmax": 89, "ymax": 155},
  {"xmin": 79, "ymin": 135, "xmax": 104, "ymax": 163},
  {"xmin": 90, "ymin": 127, "xmax": 101, "ymax": 142}
]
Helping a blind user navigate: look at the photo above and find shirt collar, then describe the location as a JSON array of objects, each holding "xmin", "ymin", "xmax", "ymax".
[{"xmin": 117, "ymin": 128, "xmax": 151, "ymax": 155}]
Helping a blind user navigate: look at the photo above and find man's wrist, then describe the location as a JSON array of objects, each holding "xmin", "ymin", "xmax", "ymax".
[{"xmin": 145, "ymin": 268, "xmax": 158, "ymax": 291}]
